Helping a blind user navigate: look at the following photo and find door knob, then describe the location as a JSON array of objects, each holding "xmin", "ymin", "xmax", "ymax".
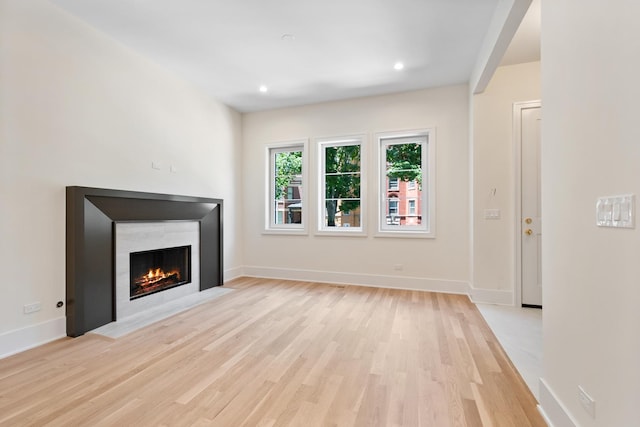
[
  {"xmin": 525, "ymin": 217, "xmax": 533, "ymax": 224},
  {"xmin": 525, "ymin": 229, "xmax": 533, "ymax": 235}
]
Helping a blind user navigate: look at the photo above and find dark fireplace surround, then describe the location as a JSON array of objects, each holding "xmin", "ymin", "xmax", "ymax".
[{"xmin": 66, "ymin": 187, "xmax": 223, "ymax": 337}]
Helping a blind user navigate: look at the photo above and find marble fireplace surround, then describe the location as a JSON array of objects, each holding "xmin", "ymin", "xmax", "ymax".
[
  {"xmin": 66, "ymin": 187, "xmax": 223, "ymax": 337},
  {"xmin": 115, "ymin": 221, "xmax": 200, "ymax": 320}
]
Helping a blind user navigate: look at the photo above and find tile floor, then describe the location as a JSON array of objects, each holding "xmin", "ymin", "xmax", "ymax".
[{"xmin": 476, "ymin": 303, "xmax": 543, "ymax": 399}]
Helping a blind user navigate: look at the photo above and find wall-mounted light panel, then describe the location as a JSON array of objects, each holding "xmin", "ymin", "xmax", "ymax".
[{"xmin": 596, "ymin": 194, "xmax": 635, "ymax": 228}]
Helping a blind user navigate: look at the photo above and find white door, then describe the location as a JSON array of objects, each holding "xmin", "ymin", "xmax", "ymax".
[{"xmin": 520, "ymin": 104, "xmax": 542, "ymax": 307}]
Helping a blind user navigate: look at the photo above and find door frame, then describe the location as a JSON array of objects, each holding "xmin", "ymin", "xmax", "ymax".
[{"xmin": 514, "ymin": 100, "xmax": 542, "ymax": 306}]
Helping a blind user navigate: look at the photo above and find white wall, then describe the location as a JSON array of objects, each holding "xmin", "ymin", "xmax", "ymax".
[
  {"xmin": 242, "ymin": 86, "xmax": 470, "ymax": 291},
  {"xmin": 0, "ymin": 0, "xmax": 242, "ymax": 356},
  {"xmin": 472, "ymin": 61, "xmax": 540, "ymax": 298},
  {"xmin": 540, "ymin": 1, "xmax": 640, "ymax": 426}
]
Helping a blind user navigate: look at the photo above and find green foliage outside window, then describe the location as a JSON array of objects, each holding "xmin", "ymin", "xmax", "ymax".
[
  {"xmin": 324, "ymin": 145, "xmax": 361, "ymax": 227},
  {"xmin": 274, "ymin": 151, "xmax": 302, "ymax": 200},
  {"xmin": 385, "ymin": 143, "xmax": 422, "ymax": 187},
  {"xmin": 272, "ymin": 141, "xmax": 423, "ymax": 228}
]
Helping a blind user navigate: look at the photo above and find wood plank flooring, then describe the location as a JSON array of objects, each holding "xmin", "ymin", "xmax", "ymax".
[{"xmin": 0, "ymin": 278, "xmax": 545, "ymax": 426}]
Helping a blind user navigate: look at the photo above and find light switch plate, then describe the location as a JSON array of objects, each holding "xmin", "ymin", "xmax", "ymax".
[
  {"xmin": 484, "ymin": 209, "xmax": 501, "ymax": 220},
  {"xmin": 596, "ymin": 194, "xmax": 635, "ymax": 228}
]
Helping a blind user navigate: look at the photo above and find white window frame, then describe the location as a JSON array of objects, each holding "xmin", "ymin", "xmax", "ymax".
[
  {"xmin": 316, "ymin": 135, "xmax": 366, "ymax": 235},
  {"xmin": 265, "ymin": 140, "xmax": 308, "ymax": 234},
  {"xmin": 376, "ymin": 129, "xmax": 435, "ymax": 238}
]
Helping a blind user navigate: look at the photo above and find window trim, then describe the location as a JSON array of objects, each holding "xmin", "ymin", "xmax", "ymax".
[
  {"xmin": 376, "ymin": 129, "xmax": 436, "ymax": 238},
  {"xmin": 316, "ymin": 135, "xmax": 366, "ymax": 235},
  {"xmin": 264, "ymin": 140, "xmax": 309, "ymax": 235}
]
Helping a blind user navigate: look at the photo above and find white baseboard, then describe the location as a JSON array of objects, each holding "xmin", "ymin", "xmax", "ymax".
[
  {"xmin": 223, "ymin": 266, "xmax": 244, "ymax": 283},
  {"xmin": 538, "ymin": 404, "xmax": 554, "ymax": 427},
  {"xmin": 0, "ymin": 317, "xmax": 66, "ymax": 360},
  {"xmin": 242, "ymin": 266, "xmax": 470, "ymax": 294},
  {"xmin": 469, "ymin": 287, "xmax": 514, "ymax": 305},
  {"xmin": 539, "ymin": 378, "xmax": 579, "ymax": 427}
]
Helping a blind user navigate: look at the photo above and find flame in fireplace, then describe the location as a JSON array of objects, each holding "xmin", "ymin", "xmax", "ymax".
[
  {"xmin": 130, "ymin": 265, "xmax": 186, "ymax": 299},
  {"xmin": 129, "ymin": 245, "xmax": 191, "ymax": 300},
  {"xmin": 137, "ymin": 268, "xmax": 181, "ymax": 287},
  {"xmin": 147, "ymin": 268, "xmax": 168, "ymax": 281},
  {"xmin": 131, "ymin": 267, "xmax": 183, "ymax": 299}
]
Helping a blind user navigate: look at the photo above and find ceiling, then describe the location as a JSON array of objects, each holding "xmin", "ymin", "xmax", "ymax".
[{"xmin": 50, "ymin": 0, "xmax": 540, "ymax": 113}]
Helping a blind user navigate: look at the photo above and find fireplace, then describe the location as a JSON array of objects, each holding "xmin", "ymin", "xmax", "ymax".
[
  {"xmin": 114, "ymin": 221, "xmax": 200, "ymax": 320},
  {"xmin": 130, "ymin": 245, "xmax": 192, "ymax": 300},
  {"xmin": 66, "ymin": 187, "xmax": 223, "ymax": 337}
]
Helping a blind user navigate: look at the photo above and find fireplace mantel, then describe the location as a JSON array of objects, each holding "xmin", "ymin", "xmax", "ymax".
[{"xmin": 66, "ymin": 186, "xmax": 223, "ymax": 337}]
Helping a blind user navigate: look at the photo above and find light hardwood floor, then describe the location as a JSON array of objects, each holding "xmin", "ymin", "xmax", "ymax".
[{"xmin": 0, "ymin": 278, "xmax": 545, "ymax": 426}]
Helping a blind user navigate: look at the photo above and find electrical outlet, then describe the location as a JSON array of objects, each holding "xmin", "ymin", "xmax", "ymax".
[
  {"xmin": 578, "ymin": 385, "xmax": 596, "ymax": 418},
  {"xmin": 393, "ymin": 264, "xmax": 403, "ymax": 271},
  {"xmin": 23, "ymin": 302, "xmax": 41, "ymax": 314}
]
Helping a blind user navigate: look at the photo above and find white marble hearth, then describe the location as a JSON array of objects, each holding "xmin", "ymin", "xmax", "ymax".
[
  {"xmin": 115, "ymin": 221, "xmax": 200, "ymax": 319},
  {"xmin": 476, "ymin": 303, "xmax": 542, "ymax": 399},
  {"xmin": 90, "ymin": 286, "xmax": 232, "ymax": 338}
]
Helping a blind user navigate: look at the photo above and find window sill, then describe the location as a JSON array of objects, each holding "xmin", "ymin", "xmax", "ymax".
[
  {"xmin": 262, "ymin": 229, "xmax": 308, "ymax": 236},
  {"xmin": 374, "ymin": 230, "xmax": 435, "ymax": 239},
  {"xmin": 315, "ymin": 229, "xmax": 367, "ymax": 237}
]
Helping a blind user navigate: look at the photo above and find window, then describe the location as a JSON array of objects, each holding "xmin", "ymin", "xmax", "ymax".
[
  {"xmin": 388, "ymin": 198, "xmax": 399, "ymax": 216},
  {"xmin": 388, "ymin": 177, "xmax": 399, "ymax": 191},
  {"xmin": 408, "ymin": 199, "xmax": 416, "ymax": 215},
  {"xmin": 318, "ymin": 136, "xmax": 364, "ymax": 233},
  {"xmin": 387, "ymin": 198, "xmax": 400, "ymax": 225},
  {"xmin": 266, "ymin": 141, "xmax": 307, "ymax": 232},
  {"xmin": 378, "ymin": 130, "xmax": 434, "ymax": 236}
]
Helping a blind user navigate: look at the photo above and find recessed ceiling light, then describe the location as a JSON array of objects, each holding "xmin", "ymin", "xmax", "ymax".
[
  {"xmin": 259, "ymin": 85, "xmax": 268, "ymax": 93},
  {"xmin": 394, "ymin": 62, "xmax": 405, "ymax": 71}
]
